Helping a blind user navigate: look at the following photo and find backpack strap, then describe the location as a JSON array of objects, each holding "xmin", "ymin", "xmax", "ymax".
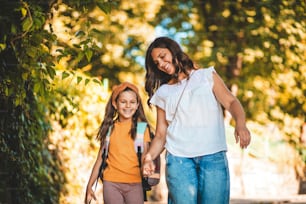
[
  {"xmin": 97, "ymin": 127, "xmax": 111, "ymax": 179},
  {"xmin": 102, "ymin": 122, "xmax": 147, "ymax": 161},
  {"xmin": 100, "ymin": 122, "xmax": 146, "ymax": 175},
  {"xmin": 134, "ymin": 122, "xmax": 147, "ymax": 153},
  {"xmin": 103, "ymin": 126, "xmax": 111, "ymax": 158},
  {"xmin": 97, "ymin": 122, "xmax": 147, "ymax": 182},
  {"xmin": 94, "ymin": 126, "xmax": 112, "ymax": 190},
  {"xmin": 134, "ymin": 122, "xmax": 149, "ymax": 201}
]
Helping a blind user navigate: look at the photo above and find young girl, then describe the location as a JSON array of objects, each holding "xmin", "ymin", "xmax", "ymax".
[
  {"xmin": 142, "ymin": 37, "xmax": 251, "ymax": 204},
  {"xmin": 85, "ymin": 82, "xmax": 151, "ymax": 204}
]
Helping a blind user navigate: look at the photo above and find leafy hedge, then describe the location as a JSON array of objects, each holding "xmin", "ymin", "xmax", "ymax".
[
  {"xmin": 0, "ymin": 50, "xmax": 65, "ymax": 203},
  {"xmin": 0, "ymin": 1, "xmax": 114, "ymax": 203}
]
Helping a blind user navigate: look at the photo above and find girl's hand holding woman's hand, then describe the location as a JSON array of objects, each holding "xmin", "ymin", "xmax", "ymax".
[{"xmin": 142, "ymin": 154, "xmax": 155, "ymax": 177}]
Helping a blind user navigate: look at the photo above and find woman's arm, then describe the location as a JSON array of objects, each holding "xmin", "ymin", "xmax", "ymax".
[
  {"xmin": 141, "ymin": 128, "xmax": 151, "ymax": 162},
  {"xmin": 212, "ymin": 72, "xmax": 251, "ymax": 149},
  {"xmin": 143, "ymin": 107, "xmax": 167, "ymax": 176}
]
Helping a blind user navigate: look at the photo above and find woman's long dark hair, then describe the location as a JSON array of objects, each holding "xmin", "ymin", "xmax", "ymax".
[
  {"xmin": 145, "ymin": 37, "xmax": 196, "ymax": 106},
  {"xmin": 96, "ymin": 87, "xmax": 148, "ymax": 146}
]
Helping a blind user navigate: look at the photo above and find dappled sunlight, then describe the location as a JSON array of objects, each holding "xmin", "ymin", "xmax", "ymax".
[
  {"xmin": 227, "ymin": 122, "xmax": 303, "ymax": 198},
  {"xmin": 2, "ymin": 0, "xmax": 305, "ymax": 203},
  {"xmin": 48, "ymin": 71, "xmax": 109, "ymax": 203}
]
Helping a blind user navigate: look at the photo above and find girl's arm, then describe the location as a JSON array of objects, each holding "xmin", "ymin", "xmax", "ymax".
[
  {"xmin": 212, "ymin": 71, "xmax": 251, "ymax": 149},
  {"xmin": 84, "ymin": 146, "xmax": 103, "ymax": 204},
  {"xmin": 142, "ymin": 107, "xmax": 167, "ymax": 176}
]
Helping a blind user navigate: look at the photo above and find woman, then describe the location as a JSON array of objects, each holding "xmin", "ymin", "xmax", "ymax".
[{"xmin": 142, "ymin": 37, "xmax": 251, "ymax": 204}]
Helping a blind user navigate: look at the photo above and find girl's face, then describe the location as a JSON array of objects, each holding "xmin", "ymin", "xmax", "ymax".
[
  {"xmin": 114, "ymin": 90, "xmax": 139, "ymax": 122},
  {"xmin": 151, "ymin": 48, "xmax": 175, "ymax": 75}
]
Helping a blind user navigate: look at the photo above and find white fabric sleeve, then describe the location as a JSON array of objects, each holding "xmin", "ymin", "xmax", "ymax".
[{"xmin": 150, "ymin": 89, "xmax": 166, "ymax": 110}]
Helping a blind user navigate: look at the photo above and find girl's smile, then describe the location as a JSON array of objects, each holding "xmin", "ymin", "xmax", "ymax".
[{"xmin": 114, "ymin": 90, "xmax": 139, "ymax": 122}]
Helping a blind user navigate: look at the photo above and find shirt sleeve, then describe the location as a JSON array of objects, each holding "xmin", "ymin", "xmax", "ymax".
[
  {"xmin": 202, "ymin": 66, "xmax": 215, "ymax": 88},
  {"xmin": 150, "ymin": 88, "xmax": 166, "ymax": 110}
]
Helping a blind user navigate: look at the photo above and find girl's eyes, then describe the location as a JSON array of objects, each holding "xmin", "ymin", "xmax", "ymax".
[{"xmin": 119, "ymin": 100, "xmax": 137, "ymax": 104}]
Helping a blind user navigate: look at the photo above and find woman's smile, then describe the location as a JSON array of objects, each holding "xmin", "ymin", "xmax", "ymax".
[{"xmin": 151, "ymin": 48, "xmax": 175, "ymax": 75}]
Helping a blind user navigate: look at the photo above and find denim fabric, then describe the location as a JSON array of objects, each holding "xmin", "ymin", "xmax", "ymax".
[{"xmin": 166, "ymin": 151, "xmax": 230, "ymax": 204}]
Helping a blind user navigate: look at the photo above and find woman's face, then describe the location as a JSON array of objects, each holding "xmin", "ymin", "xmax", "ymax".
[
  {"xmin": 114, "ymin": 90, "xmax": 139, "ymax": 122},
  {"xmin": 151, "ymin": 48, "xmax": 175, "ymax": 75}
]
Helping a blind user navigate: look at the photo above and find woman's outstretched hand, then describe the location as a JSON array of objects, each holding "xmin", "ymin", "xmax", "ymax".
[
  {"xmin": 234, "ymin": 125, "xmax": 251, "ymax": 149},
  {"xmin": 142, "ymin": 154, "xmax": 155, "ymax": 177}
]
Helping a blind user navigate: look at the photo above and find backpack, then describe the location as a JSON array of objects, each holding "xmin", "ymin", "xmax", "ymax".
[
  {"xmin": 96, "ymin": 122, "xmax": 160, "ymax": 200},
  {"xmin": 135, "ymin": 122, "xmax": 160, "ymax": 191}
]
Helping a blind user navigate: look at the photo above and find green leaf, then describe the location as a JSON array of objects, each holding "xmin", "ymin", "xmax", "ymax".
[
  {"xmin": 75, "ymin": 30, "xmax": 86, "ymax": 37},
  {"xmin": 27, "ymin": 47, "xmax": 37, "ymax": 58},
  {"xmin": 85, "ymin": 78, "xmax": 90, "ymax": 85},
  {"xmin": 11, "ymin": 25, "xmax": 17, "ymax": 35},
  {"xmin": 77, "ymin": 76, "xmax": 82, "ymax": 84},
  {"xmin": 91, "ymin": 28, "xmax": 103, "ymax": 34},
  {"xmin": 56, "ymin": 49, "xmax": 64, "ymax": 54},
  {"xmin": 21, "ymin": 7, "xmax": 27, "ymax": 17},
  {"xmin": 34, "ymin": 83, "xmax": 40, "ymax": 93},
  {"xmin": 22, "ymin": 73, "xmax": 28, "ymax": 80},
  {"xmin": 47, "ymin": 67, "xmax": 56, "ymax": 80},
  {"xmin": 73, "ymin": 44, "xmax": 81, "ymax": 48},
  {"xmin": 15, "ymin": 98, "xmax": 20, "ymax": 106},
  {"xmin": 43, "ymin": 79, "xmax": 50, "ymax": 86},
  {"xmin": 85, "ymin": 49, "xmax": 93, "ymax": 62},
  {"xmin": 22, "ymin": 17, "xmax": 32, "ymax": 32},
  {"xmin": 5, "ymin": 87, "xmax": 9, "ymax": 96},
  {"xmin": 33, "ymin": 17, "xmax": 44, "ymax": 30},
  {"xmin": 97, "ymin": 2, "xmax": 112, "ymax": 14},
  {"xmin": 62, "ymin": 71, "xmax": 70, "ymax": 80},
  {"xmin": 76, "ymin": 52, "xmax": 84, "ymax": 63},
  {"xmin": 0, "ymin": 43, "xmax": 6, "ymax": 51},
  {"xmin": 93, "ymin": 79, "xmax": 101, "ymax": 85}
]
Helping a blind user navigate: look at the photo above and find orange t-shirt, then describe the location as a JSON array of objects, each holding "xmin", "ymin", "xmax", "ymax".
[{"xmin": 103, "ymin": 120, "xmax": 151, "ymax": 183}]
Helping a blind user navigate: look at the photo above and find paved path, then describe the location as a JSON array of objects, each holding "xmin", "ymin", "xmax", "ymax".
[
  {"xmin": 230, "ymin": 195, "xmax": 306, "ymax": 204},
  {"xmin": 145, "ymin": 195, "xmax": 306, "ymax": 204}
]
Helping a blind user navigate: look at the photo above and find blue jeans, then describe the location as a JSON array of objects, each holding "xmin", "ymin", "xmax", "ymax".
[{"xmin": 166, "ymin": 151, "xmax": 230, "ymax": 204}]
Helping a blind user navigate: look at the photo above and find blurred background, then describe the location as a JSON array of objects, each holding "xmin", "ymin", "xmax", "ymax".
[{"xmin": 0, "ymin": 0, "xmax": 305, "ymax": 203}]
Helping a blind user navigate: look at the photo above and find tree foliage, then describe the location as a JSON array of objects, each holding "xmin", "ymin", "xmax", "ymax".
[
  {"xmin": 0, "ymin": 0, "xmax": 117, "ymax": 203},
  {"xmin": 0, "ymin": 0, "xmax": 159, "ymax": 202},
  {"xmin": 50, "ymin": 0, "xmax": 160, "ymax": 86},
  {"xmin": 1, "ymin": 0, "xmax": 305, "ymax": 203},
  {"xmin": 1, "ymin": 1, "xmax": 61, "ymax": 203}
]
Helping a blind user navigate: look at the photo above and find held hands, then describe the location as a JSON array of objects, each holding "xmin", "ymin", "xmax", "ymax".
[
  {"xmin": 142, "ymin": 154, "xmax": 155, "ymax": 177},
  {"xmin": 234, "ymin": 125, "xmax": 251, "ymax": 149},
  {"xmin": 85, "ymin": 187, "xmax": 96, "ymax": 204}
]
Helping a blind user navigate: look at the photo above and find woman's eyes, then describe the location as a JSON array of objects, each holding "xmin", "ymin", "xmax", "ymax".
[{"xmin": 154, "ymin": 56, "xmax": 165, "ymax": 66}]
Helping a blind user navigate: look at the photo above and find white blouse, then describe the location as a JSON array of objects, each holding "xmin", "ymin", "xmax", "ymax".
[{"xmin": 150, "ymin": 67, "xmax": 227, "ymax": 157}]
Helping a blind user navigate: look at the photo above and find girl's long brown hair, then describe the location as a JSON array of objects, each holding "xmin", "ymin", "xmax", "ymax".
[{"xmin": 96, "ymin": 87, "xmax": 148, "ymax": 146}]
